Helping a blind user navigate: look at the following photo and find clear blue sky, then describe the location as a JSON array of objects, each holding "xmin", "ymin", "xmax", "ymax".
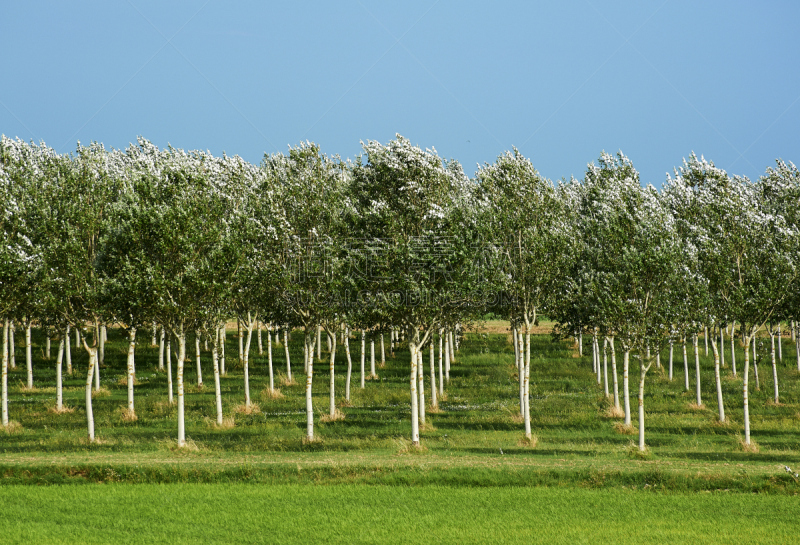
[{"xmin": 2, "ymin": 1, "xmax": 797, "ymax": 186}]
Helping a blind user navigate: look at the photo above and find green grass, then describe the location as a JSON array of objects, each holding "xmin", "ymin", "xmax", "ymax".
[
  {"xmin": 2, "ymin": 326, "xmax": 800, "ymax": 495},
  {"xmin": 1, "ymin": 483, "xmax": 797, "ymax": 544}
]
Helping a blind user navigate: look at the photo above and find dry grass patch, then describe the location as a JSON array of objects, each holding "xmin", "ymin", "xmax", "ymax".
[
  {"xmin": 604, "ymin": 405, "xmax": 625, "ymax": 418},
  {"xmin": 186, "ymin": 383, "xmax": 206, "ymax": 393},
  {"xmin": 320, "ymin": 409, "xmax": 345, "ymax": 423},
  {"xmin": 509, "ymin": 413, "xmax": 525, "ymax": 424},
  {"xmin": 17, "ymin": 384, "xmax": 45, "ymax": 394},
  {"xmin": 765, "ymin": 399, "xmax": 785, "ymax": 407},
  {"xmin": 261, "ymin": 388, "xmax": 284, "ymax": 400},
  {"xmin": 687, "ymin": 402, "xmax": 706, "ymax": 411},
  {"xmin": 365, "ymin": 373, "xmax": 380, "ymax": 381},
  {"xmin": 91, "ymin": 387, "xmax": 111, "ymax": 398},
  {"xmin": 395, "ymin": 438, "xmax": 428, "ymax": 455},
  {"xmin": 338, "ymin": 398, "xmax": 353, "ymax": 408},
  {"xmin": 518, "ymin": 434, "xmax": 539, "ymax": 448},
  {"xmin": 116, "ymin": 375, "xmax": 139, "ymax": 386},
  {"xmin": 2, "ymin": 421, "xmax": 23, "ymax": 434},
  {"xmin": 419, "ymin": 420, "xmax": 437, "ymax": 432},
  {"xmin": 279, "ymin": 375, "xmax": 297, "ymax": 387},
  {"xmin": 737, "ymin": 435, "xmax": 760, "ymax": 453},
  {"xmin": 613, "ymin": 422, "xmax": 638, "ymax": 435},
  {"xmin": 47, "ymin": 405, "xmax": 76, "ymax": 415},
  {"xmin": 119, "ymin": 408, "xmax": 138, "ymax": 422},
  {"xmin": 427, "ymin": 404, "xmax": 443, "ymax": 414},
  {"xmin": 205, "ymin": 416, "xmax": 235, "ymax": 430},
  {"xmin": 234, "ymin": 403, "xmax": 261, "ymax": 415}
]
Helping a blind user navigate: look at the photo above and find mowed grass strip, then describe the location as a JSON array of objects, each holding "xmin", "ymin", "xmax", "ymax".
[{"xmin": 1, "ymin": 483, "xmax": 797, "ymax": 544}]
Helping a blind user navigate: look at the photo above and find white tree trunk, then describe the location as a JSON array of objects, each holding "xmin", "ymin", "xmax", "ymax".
[
  {"xmin": 237, "ymin": 320, "xmax": 243, "ymax": 364},
  {"xmin": 176, "ymin": 329, "xmax": 187, "ymax": 447},
  {"xmin": 438, "ymin": 330, "xmax": 444, "ymax": 397},
  {"xmin": 638, "ymin": 360, "xmax": 649, "ymax": 451},
  {"xmin": 592, "ymin": 332, "xmax": 598, "ymax": 375},
  {"xmin": 370, "ymin": 335, "xmax": 376, "ymax": 377},
  {"xmin": 159, "ymin": 327, "xmax": 165, "ymax": 371},
  {"xmin": 730, "ymin": 321, "xmax": 736, "ymax": 376},
  {"xmin": 65, "ymin": 325, "xmax": 72, "ymax": 375},
  {"xmin": 267, "ymin": 325, "xmax": 274, "ymax": 392},
  {"xmin": 694, "ymin": 334, "xmax": 702, "ymax": 406},
  {"xmin": 720, "ymin": 326, "xmax": 725, "ymax": 368},
  {"xmin": 444, "ymin": 330, "xmax": 451, "ymax": 383},
  {"xmin": 257, "ymin": 323, "xmax": 263, "ymax": 356},
  {"xmin": 2, "ymin": 320, "xmax": 8, "ymax": 426},
  {"xmin": 195, "ymin": 331, "xmax": 202, "ymax": 386},
  {"xmin": 704, "ymin": 326, "xmax": 709, "ymax": 356},
  {"xmin": 344, "ymin": 327, "xmax": 352, "ymax": 401},
  {"xmin": 152, "ymin": 321, "xmax": 157, "ymax": 346},
  {"xmin": 127, "ymin": 328, "xmax": 137, "ymax": 414},
  {"xmin": 284, "ymin": 327, "xmax": 292, "ymax": 381},
  {"xmin": 409, "ymin": 338, "xmax": 420, "ymax": 446},
  {"xmin": 778, "ymin": 324, "xmax": 782, "ymax": 362},
  {"xmin": 243, "ymin": 314, "xmax": 256, "ymax": 408},
  {"xmin": 99, "ymin": 324, "xmax": 106, "ymax": 367},
  {"xmin": 753, "ymin": 335, "xmax": 760, "ymax": 390},
  {"xmin": 682, "ymin": 338, "xmax": 689, "ymax": 391},
  {"xmin": 514, "ymin": 327, "xmax": 523, "ymax": 415},
  {"xmin": 429, "ymin": 336, "xmax": 437, "ymax": 409},
  {"xmin": 602, "ymin": 337, "xmax": 609, "ymax": 398},
  {"xmin": 710, "ymin": 338, "xmax": 725, "ymax": 422},
  {"xmin": 450, "ymin": 330, "xmax": 456, "ymax": 365},
  {"xmin": 771, "ymin": 329, "xmax": 779, "ymax": 404},
  {"xmin": 360, "ymin": 330, "xmax": 365, "ymax": 388},
  {"xmin": 578, "ymin": 331, "xmax": 583, "ymax": 356},
  {"xmin": 8, "ymin": 322, "xmax": 15, "ymax": 369},
  {"xmin": 418, "ymin": 346, "xmax": 425, "ymax": 425},
  {"xmin": 623, "ymin": 349, "xmax": 631, "ymax": 426},
  {"xmin": 166, "ymin": 336, "xmax": 173, "ymax": 404},
  {"xmin": 25, "ymin": 324, "xmax": 32, "ymax": 389},
  {"xmin": 523, "ymin": 329, "xmax": 532, "ymax": 440},
  {"xmin": 743, "ymin": 334, "xmax": 752, "ymax": 445},
  {"xmin": 328, "ymin": 332, "xmax": 337, "ymax": 417},
  {"xmin": 317, "ymin": 325, "xmax": 322, "ymax": 361},
  {"xmin": 380, "ymin": 333, "xmax": 385, "ymax": 367},
  {"xmin": 610, "ymin": 337, "xmax": 619, "ymax": 409},
  {"xmin": 46, "ymin": 331, "xmax": 51, "ymax": 360},
  {"xmin": 212, "ymin": 330, "xmax": 222, "ymax": 425},
  {"xmin": 84, "ymin": 343, "xmax": 97, "ymax": 442},
  {"xmin": 56, "ymin": 337, "xmax": 64, "ymax": 411},
  {"xmin": 305, "ymin": 329, "xmax": 316, "ymax": 441}
]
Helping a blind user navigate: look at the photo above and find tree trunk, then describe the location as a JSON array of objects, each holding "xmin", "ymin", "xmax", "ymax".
[
  {"xmin": 778, "ymin": 324, "xmax": 782, "ymax": 362},
  {"xmin": 720, "ymin": 326, "xmax": 725, "ymax": 368},
  {"xmin": 602, "ymin": 337, "xmax": 609, "ymax": 398},
  {"xmin": 753, "ymin": 336, "xmax": 760, "ymax": 390},
  {"xmin": 195, "ymin": 331, "xmax": 202, "ymax": 386},
  {"xmin": 730, "ymin": 321, "xmax": 736, "ymax": 376},
  {"xmin": 127, "ymin": 328, "xmax": 137, "ymax": 415},
  {"xmin": 450, "ymin": 330, "xmax": 456, "ymax": 364},
  {"xmin": 610, "ymin": 337, "xmax": 619, "ymax": 409},
  {"xmin": 514, "ymin": 327, "xmax": 523, "ymax": 416},
  {"xmin": 418, "ymin": 346, "xmax": 425, "ymax": 425},
  {"xmin": 638, "ymin": 359, "xmax": 650, "ymax": 451},
  {"xmin": 743, "ymin": 334, "xmax": 752, "ymax": 445},
  {"xmin": 166, "ymin": 336, "xmax": 174, "ymax": 404},
  {"xmin": 99, "ymin": 324, "xmax": 106, "ymax": 368},
  {"xmin": 212, "ymin": 330, "xmax": 222, "ymax": 425},
  {"xmin": 592, "ymin": 331, "xmax": 598, "ymax": 375},
  {"xmin": 360, "ymin": 330, "xmax": 365, "ymax": 388},
  {"xmin": 238, "ymin": 320, "xmax": 243, "ymax": 364},
  {"xmin": 284, "ymin": 327, "xmax": 292, "ymax": 381},
  {"xmin": 344, "ymin": 327, "xmax": 352, "ymax": 401},
  {"xmin": 710, "ymin": 338, "xmax": 725, "ymax": 422},
  {"xmin": 770, "ymin": 328, "xmax": 779, "ymax": 404},
  {"xmin": 523, "ymin": 328, "xmax": 532, "ymax": 440},
  {"xmin": 368, "ymin": 334, "xmax": 375, "ymax": 377},
  {"xmin": 317, "ymin": 325, "xmax": 322, "ymax": 361},
  {"xmin": 25, "ymin": 323, "xmax": 32, "ymax": 389},
  {"xmin": 243, "ymin": 314, "xmax": 256, "ymax": 408},
  {"xmin": 267, "ymin": 325, "xmax": 274, "ymax": 392},
  {"xmin": 704, "ymin": 326, "xmax": 709, "ymax": 356},
  {"xmin": 409, "ymin": 336, "xmax": 420, "ymax": 446},
  {"xmin": 83, "ymin": 343, "xmax": 97, "ymax": 442},
  {"xmin": 328, "ymin": 331, "xmax": 337, "ymax": 417},
  {"xmin": 176, "ymin": 328, "xmax": 187, "ymax": 447},
  {"xmin": 438, "ymin": 330, "xmax": 444, "ymax": 397},
  {"xmin": 65, "ymin": 325, "xmax": 72, "ymax": 375},
  {"xmin": 444, "ymin": 329, "xmax": 451, "ymax": 383},
  {"xmin": 682, "ymin": 337, "xmax": 689, "ymax": 392},
  {"xmin": 623, "ymin": 349, "xmax": 631, "ymax": 426},
  {"xmin": 46, "ymin": 331, "xmax": 51, "ymax": 360},
  {"xmin": 2, "ymin": 320, "xmax": 8, "ymax": 426},
  {"xmin": 595, "ymin": 334, "xmax": 601, "ymax": 385},
  {"xmin": 305, "ymin": 329, "xmax": 316, "ymax": 441},
  {"xmin": 694, "ymin": 334, "xmax": 702, "ymax": 406},
  {"xmin": 429, "ymin": 335, "xmax": 437, "ymax": 409},
  {"xmin": 578, "ymin": 331, "xmax": 583, "ymax": 357},
  {"xmin": 257, "ymin": 323, "xmax": 263, "ymax": 356},
  {"xmin": 159, "ymin": 327, "xmax": 165, "ymax": 371},
  {"xmin": 56, "ymin": 337, "xmax": 64, "ymax": 411},
  {"xmin": 9, "ymin": 321, "xmax": 15, "ymax": 369}
]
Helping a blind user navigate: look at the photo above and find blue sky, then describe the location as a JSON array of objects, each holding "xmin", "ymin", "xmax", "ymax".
[{"xmin": 1, "ymin": 1, "xmax": 797, "ymax": 186}]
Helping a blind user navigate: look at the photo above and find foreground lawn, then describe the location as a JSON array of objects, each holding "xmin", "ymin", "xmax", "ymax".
[{"xmin": 2, "ymin": 483, "xmax": 798, "ymax": 544}]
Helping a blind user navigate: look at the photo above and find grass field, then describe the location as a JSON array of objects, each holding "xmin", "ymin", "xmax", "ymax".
[
  {"xmin": 2, "ymin": 324, "xmax": 800, "ymax": 541},
  {"xmin": 2, "ymin": 483, "xmax": 798, "ymax": 544}
]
